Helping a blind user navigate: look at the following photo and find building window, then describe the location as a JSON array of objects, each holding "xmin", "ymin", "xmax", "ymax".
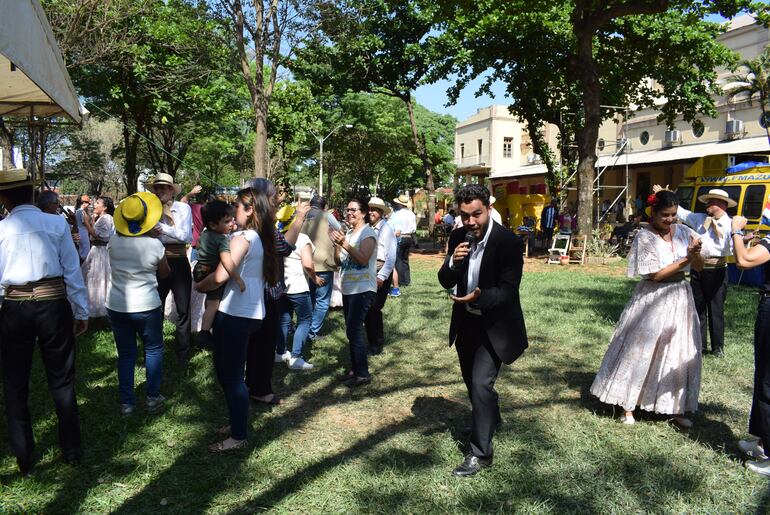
[
  {"xmin": 597, "ymin": 138, "xmax": 605, "ymax": 151},
  {"xmin": 692, "ymin": 120, "xmax": 704, "ymax": 138},
  {"xmin": 503, "ymin": 137, "xmax": 513, "ymax": 158},
  {"xmin": 477, "ymin": 139, "xmax": 483, "ymax": 157},
  {"xmin": 760, "ymin": 112, "xmax": 770, "ymax": 129},
  {"xmin": 640, "ymin": 131, "xmax": 650, "ymax": 145},
  {"xmin": 460, "ymin": 143, "xmax": 464, "ymax": 158}
]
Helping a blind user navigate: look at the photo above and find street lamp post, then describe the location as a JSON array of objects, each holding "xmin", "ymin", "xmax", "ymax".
[{"xmin": 311, "ymin": 123, "xmax": 353, "ymax": 197}]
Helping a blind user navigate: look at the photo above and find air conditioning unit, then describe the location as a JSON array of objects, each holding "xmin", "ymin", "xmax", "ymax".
[
  {"xmin": 616, "ymin": 138, "xmax": 629, "ymax": 153},
  {"xmin": 726, "ymin": 120, "xmax": 744, "ymax": 140},
  {"xmin": 663, "ymin": 130, "xmax": 681, "ymax": 147},
  {"xmin": 526, "ymin": 154, "xmax": 542, "ymax": 164}
]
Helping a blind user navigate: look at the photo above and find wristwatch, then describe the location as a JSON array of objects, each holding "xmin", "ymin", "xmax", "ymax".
[{"xmin": 733, "ymin": 230, "xmax": 744, "ymax": 237}]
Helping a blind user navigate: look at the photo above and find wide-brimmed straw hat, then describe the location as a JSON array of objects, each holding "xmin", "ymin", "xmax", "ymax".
[
  {"xmin": 114, "ymin": 192, "xmax": 163, "ymax": 236},
  {"xmin": 698, "ymin": 188, "xmax": 737, "ymax": 208},
  {"xmin": 490, "ymin": 195, "xmax": 497, "ymax": 205},
  {"xmin": 276, "ymin": 204, "xmax": 296, "ymax": 234},
  {"xmin": 0, "ymin": 169, "xmax": 34, "ymax": 191},
  {"xmin": 393, "ymin": 194, "xmax": 411, "ymax": 208},
  {"xmin": 147, "ymin": 173, "xmax": 182, "ymax": 196},
  {"xmin": 368, "ymin": 196, "xmax": 391, "ymax": 216}
]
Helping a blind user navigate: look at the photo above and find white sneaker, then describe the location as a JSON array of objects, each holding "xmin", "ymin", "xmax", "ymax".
[
  {"xmin": 739, "ymin": 439, "xmax": 768, "ymax": 461},
  {"xmin": 288, "ymin": 357, "xmax": 314, "ymax": 370},
  {"xmin": 274, "ymin": 351, "xmax": 291, "ymax": 363},
  {"xmin": 747, "ymin": 459, "xmax": 770, "ymax": 477},
  {"xmin": 619, "ymin": 413, "xmax": 635, "ymax": 425}
]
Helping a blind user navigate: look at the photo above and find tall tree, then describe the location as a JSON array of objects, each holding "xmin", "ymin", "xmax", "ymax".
[
  {"xmin": 295, "ymin": 0, "xmax": 447, "ymax": 233},
  {"xmin": 437, "ymin": 0, "xmax": 768, "ymax": 235},
  {"xmin": 213, "ymin": 0, "xmax": 312, "ymax": 179},
  {"xmin": 726, "ymin": 47, "xmax": 770, "ymax": 145}
]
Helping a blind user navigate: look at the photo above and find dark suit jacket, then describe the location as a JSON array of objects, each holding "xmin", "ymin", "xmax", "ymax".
[{"xmin": 437, "ymin": 222, "xmax": 528, "ymax": 364}]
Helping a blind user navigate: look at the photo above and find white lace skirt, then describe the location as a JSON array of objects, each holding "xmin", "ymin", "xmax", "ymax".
[
  {"xmin": 81, "ymin": 246, "xmax": 110, "ymax": 318},
  {"xmin": 590, "ymin": 279, "xmax": 701, "ymax": 415}
]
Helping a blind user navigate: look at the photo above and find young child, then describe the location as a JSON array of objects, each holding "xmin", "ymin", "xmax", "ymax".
[{"xmin": 194, "ymin": 200, "xmax": 245, "ymax": 349}]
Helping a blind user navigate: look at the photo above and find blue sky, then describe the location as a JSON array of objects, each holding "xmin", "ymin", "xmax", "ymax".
[{"xmin": 415, "ymin": 11, "xmax": 737, "ymax": 122}]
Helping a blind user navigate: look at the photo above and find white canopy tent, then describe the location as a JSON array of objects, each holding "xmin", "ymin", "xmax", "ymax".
[{"xmin": 0, "ymin": 0, "xmax": 84, "ymax": 123}]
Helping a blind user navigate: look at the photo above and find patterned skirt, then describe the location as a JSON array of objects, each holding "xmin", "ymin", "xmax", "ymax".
[
  {"xmin": 81, "ymin": 246, "xmax": 110, "ymax": 318},
  {"xmin": 590, "ymin": 279, "xmax": 701, "ymax": 415}
]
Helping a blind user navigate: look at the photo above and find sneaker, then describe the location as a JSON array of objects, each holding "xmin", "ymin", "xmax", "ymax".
[
  {"xmin": 288, "ymin": 357, "xmax": 314, "ymax": 370},
  {"xmin": 619, "ymin": 413, "xmax": 635, "ymax": 425},
  {"xmin": 120, "ymin": 404, "xmax": 135, "ymax": 416},
  {"xmin": 196, "ymin": 330, "xmax": 215, "ymax": 350},
  {"xmin": 739, "ymin": 439, "xmax": 768, "ymax": 461},
  {"xmin": 146, "ymin": 394, "xmax": 166, "ymax": 414},
  {"xmin": 747, "ymin": 459, "xmax": 770, "ymax": 477},
  {"xmin": 389, "ymin": 287, "xmax": 401, "ymax": 297},
  {"xmin": 274, "ymin": 351, "xmax": 291, "ymax": 363}
]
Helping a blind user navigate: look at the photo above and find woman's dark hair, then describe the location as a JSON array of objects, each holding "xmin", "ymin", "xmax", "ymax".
[
  {"xmin": 202, "ymin": 199, "xmax": 235, "ymax": 228},
  {"xmin": 98, "ymin": 196, "xmax": 115, "ymax": 216},
  {"xmin": 454, "ymin": 184, "xmax": 490, "ymax": 207},
  {"xmin": 348, "ymin": 197, "xmax": 369, "ymax": 215},
  {"xmin": 236, "ymin": 187, "xmax": 279, "ymax": 287},
  {"xmin": 650, "ymin": 190, "xmax": 679, "ymax": 213}
]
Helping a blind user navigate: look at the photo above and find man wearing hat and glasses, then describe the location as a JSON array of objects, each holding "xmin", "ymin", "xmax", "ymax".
[
  {"xmin": 664, "ymin": 185, "xmax": 736, "ymax": 357},
  {"xmin": 149, "ymin": 173, "xmax": 193, "ymax": 367},
  {"xmin": 364, "ymin": 197, "xmax": 397, "ymax": 355},
  {"xmin": 389, "ymin": 193, "xmax": 417, "ymax": 294},
  {"xmin": 0, "ymin": 169, "xmax": 88, "ymax": 475}
]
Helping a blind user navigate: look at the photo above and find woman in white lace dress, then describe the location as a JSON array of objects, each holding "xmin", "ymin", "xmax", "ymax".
[
  {"xmin": 81, "ymin": 197, "xmax": 115, "ymax": 317},
  {"xmin": 590, "ymin": 190, "xmax": 704, "ymax": 428}
]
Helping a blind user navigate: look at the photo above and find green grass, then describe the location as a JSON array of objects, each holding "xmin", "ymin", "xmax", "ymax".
[{"xmin": 1, "ymin": 258, "xmax": 769, "ymax": 513}]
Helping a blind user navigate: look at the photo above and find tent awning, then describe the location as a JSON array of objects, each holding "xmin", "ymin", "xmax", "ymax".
[
  {"xmin": 596, "ymin": 136, "xmax": 770, "ymax": 168},
  {"xmin": 0, "ymin": 0, "xmax": 82, "ymax": 123},
  {"xmin": 489, "ymin": 163, "xmax": 549, "ymax": 180}
]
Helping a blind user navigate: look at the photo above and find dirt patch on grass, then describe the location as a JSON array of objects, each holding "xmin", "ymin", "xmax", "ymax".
[{"xmin": 410, "ymin": 252, "xmax": 628, "ymax": 277}]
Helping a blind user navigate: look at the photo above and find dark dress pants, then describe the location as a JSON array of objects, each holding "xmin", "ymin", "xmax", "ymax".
[
  {"xmin": 395, "ymin": 236, "xmax": 414, "ymax": 286},
  {"xmin": 690, "ymin": 268, "xmax": 727, "ymax": 353},
  {"xmin": 0, "ymin": 299, "xmax": 81, "ymax": 461},
  {"xmin": 750, "ymin": 296, "xmax": 770, "ymax": 445},
  {"xmin": 246, "ymin": 296, "xmax": 279, "ymax": 397},
  {"xmin": 365, "ymin": 272, "xmax": 392, "ymax": 350},
  {"xmin": 455, "ymin": 313, "xmax": 502, "ymax": 460},
  {"xmin": 158, "ymin": 256, "xmax": 192, "ymax": 361}
]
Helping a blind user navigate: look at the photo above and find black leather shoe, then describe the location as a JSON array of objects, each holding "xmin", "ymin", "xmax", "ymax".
[
  {"xmin": 367, "ymin": 345, "xmax": 383, "ymax": 356},
  {"xmin": 713, "ymin": 349, "xmax": 724, "ymax": 358},
  {"xmin": 62, "ymin": 447, "xmax": 82, "ymax": 466},
  {"xmin": 343, "ymin": 376, "xmax": 371, "ymax": 388},
  {"xmin": 16, "ymin": 456, "xmax": 33, "ymax": 476},
  {"xmin": 452, "ymin": 454, "xmax": 492, "ymax": 477}
]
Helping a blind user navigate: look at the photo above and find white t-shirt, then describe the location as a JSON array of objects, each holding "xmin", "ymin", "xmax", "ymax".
[
  {"xmin": 107, "ymin": 234, "xmax": 166, "ymax": 313},
  {"xmin": 340, "ymin": 225, "xmax": 377, "ymax": 295},
  {"xmin": 284, "ymin": 233, "xmax": 314, "ymax": 294},
  {"xmin": 219, "ymin": 230, "xmax": 266, "ymax": 319}
]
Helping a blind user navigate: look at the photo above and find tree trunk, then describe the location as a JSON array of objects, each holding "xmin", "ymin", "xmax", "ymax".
[
  {"xmin": 122, "ymin": 116, "xmax": 140, "ymax": 194},
  {"xmin": 253, "ymin": 101, "xmax": 268, "ymax": 179},
  {"xmin": 404, "ymin": 96, "xmax": 435, "ymax": 235},
  {"xmin": 573, "ymin": 24, "xmax": 602, "ymax": 236},
  {"xmin": 0, "ymin": 118, "xmax": 15, "ymax": 170}
]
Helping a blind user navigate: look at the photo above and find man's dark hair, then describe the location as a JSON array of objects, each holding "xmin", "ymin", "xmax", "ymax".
[
  {"xmin": 36, "ymin": 189, "xmax": 59, "ymax": 210},
  {"xmin": 202, "ymin": 199, "xmax": 235, "ymax": 227},
  {"xmin": 310, "ymin": 195, "xmax": 326, "ymax": 210},
  {"xmin": 454, "ymin": 184, "xmax": 490, "ymax": 207},
  {"xmin": 0, "ymin": 185, "xmax": 34, "ymax": 210}
]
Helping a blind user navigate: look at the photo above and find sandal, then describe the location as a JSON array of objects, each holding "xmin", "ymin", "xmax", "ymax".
[{"xmin": 208, "ymin": 438, "xmax": 248, "ymax": 453}]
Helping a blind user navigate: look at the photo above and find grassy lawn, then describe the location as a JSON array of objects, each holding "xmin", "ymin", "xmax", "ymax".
[{"xmin": 1, "ymin": 256, "xmax": 769, "ymax": 513}]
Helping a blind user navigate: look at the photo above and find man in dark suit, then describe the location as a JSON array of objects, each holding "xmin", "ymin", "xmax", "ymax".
[{"xmin": 438, "ymin": 184, "xmax": 528, "ymax": 477}]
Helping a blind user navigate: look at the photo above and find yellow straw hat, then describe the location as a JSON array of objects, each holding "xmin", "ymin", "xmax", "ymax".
[{"xmin": 114, "ymin": 192, "xmax": 163, "ymax": 236}]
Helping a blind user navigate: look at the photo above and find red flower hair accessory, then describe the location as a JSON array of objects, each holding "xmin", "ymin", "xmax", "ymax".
[{"xmin": 646, "ymin": 193, "xmax": 658, "ymax": 207}]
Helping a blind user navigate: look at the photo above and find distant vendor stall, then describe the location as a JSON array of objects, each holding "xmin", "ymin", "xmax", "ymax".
[{"xmin": 0, "ymin": 0, "xmax": 86, "ymax": 177}]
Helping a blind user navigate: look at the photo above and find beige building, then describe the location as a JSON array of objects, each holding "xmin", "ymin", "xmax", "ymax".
[
  {"xmin": 454, "ymin": 105, "xmax": 559, "ymax": 194},
  {"xmin": 455, "ymin": 15, "xmax": 770, "ymax": 220}
]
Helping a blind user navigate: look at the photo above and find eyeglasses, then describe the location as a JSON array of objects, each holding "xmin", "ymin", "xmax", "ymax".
[{"xmin": 345, "ymin": 208, "xmax": 360, "ymax": 213}]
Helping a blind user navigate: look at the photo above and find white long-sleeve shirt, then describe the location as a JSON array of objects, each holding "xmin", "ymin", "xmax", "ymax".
[
  {"xmin": 388, "ymin": 207, "xmax": 416, "ymax": 235},
  {"xmin": 0, "ymin": 205, "xmax": 89, "ymax": 319},
  {"xmin": 157, "ymin": 200, "xmax": 192, "ymax": 244},
  {"xmin": 676, "ymin": 206, "xmax": 732, "ymax": 259},
  {"xmin": 372, "ymin": 219, "xmax": 397, "ymax": 281}
]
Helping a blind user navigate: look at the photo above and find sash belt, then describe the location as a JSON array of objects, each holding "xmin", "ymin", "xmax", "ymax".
[
  {"xmin": 91, "ymin": 240, "xmax": 108, "ymax": 247},
  {"xmin": 6, "ymin": 277, "xmax": 66, "ymax": 301},
  {"xmin": 703, "ymin": 257, "xmax": 727, "ymax": 269},
  {"xmin": 164, "ymin": 243, "xmax": 188, "ymax": 258}
]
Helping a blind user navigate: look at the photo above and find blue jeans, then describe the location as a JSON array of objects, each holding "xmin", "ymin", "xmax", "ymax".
[
  {"xmin": 343, "ymin": 291, "xmax": 376, "ymax": 378},
  {"xmin": 107, "ymin": 307, "xmax": 164, "ymax": 406},
  {"xmin": 213, "ymin": 311, "xmax": 261, "ymax": 440},
  {"xmin": 278, "ymin": 293, "xmax": 313, "ymax": 358},
  {"xmin": 309, "ymin": 271, "xmax": 334, "ymax": 338}
]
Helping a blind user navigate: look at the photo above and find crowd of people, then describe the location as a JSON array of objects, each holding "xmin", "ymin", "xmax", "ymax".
[{"xmin": 2, "ymin": 171, "xmax": 770, "ymax": 480}]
